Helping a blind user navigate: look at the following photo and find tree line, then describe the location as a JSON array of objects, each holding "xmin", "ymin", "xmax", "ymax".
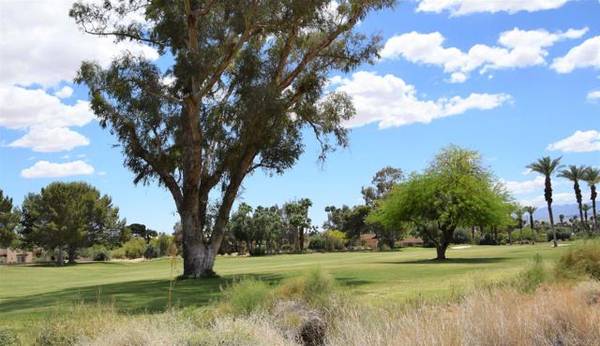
[{"xmin": 0, "ymin": 182, "xmax": 174, "ymax": 265}]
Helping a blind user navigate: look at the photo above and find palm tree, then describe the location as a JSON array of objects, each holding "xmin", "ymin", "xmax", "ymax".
[
  {"xmin": 582, "ymin": 204, "xmax": 590, "ymax": 226},
  {"xmin": 558, "ymin": 165, "xmax": 587, "ymax": 230},
  {"xmin": 559, "ymin": 214, "xmax": 565, "ymax": 225},
  {"xmin": 527, "ymin": 156, "xmax": 562, "ymax": 247},
  {"xmin": 524, "ymin": 206, "xmax": 537, "ymax": 230},
  {"xmin": 583, "ymin": 167, "xmax": 600, "ymax": 231}
]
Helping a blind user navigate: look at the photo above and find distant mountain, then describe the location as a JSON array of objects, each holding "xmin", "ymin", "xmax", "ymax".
[{"xmin": 533, "ymin": 204, "xmax": 580, "ymax": 221}]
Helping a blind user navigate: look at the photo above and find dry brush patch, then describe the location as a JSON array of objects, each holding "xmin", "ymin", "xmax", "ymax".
[{"xmin": 326, "ymin": 281, "xmax": 600, "ymax": 346}]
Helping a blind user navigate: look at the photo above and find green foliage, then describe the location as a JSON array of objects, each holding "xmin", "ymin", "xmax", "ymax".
[
  {"xmin": 112, "ymin": 238, "xmax": 146, "ymax": 259},
  {"xmin": 220, "ymin": 279, "xmax": 272, "ymax": 315},
  {"xmin": 126, "ymin": 223, "xmax": 158, "ymax": 243},
  {"xmin": 308, "ymin": 230, "xmax": 347, "ymax": 251},
  {"xmin": 19, "ymin": 182, "xmax": 123, "ymax": 264},
  {"xmin": 556, "ymin": 240, "xmax": 600, "ymax": 280},
  {"xmin": 81, "ymin": 245, "xmax": 111, "ymax": 261},
  {"xmin": 369, "ymin": 146, "xmax": 513, "ymax": 259},
  {"xmin": 0, "ymin": 189, "xmax": 20, "ymax": 248},
  {"xmin": 150, "ymin": 233, "xmax": 175, "ymax": 257},
  {"xmin": 452, "ymin": 229, "xmax": 472, "ymax": 244},
  {"xmin": 546, "ymin": 230, "xmax": 571, "ymax": 242}
]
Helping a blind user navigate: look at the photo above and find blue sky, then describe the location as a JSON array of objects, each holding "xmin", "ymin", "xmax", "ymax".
[{"xmin": 1, "ymin": 0, "xmax": 599, "ymax": 232}]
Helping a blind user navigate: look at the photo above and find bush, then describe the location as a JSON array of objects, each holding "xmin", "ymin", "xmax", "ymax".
[
  {"xmin": 277, "ymin": 268, "xmax": 335, "ymax": 307},
  {"xmin": 515, "ymin": 254, "xmax": 548, "ymax": 293},
  {"xmin": 249, "ymin": 246, "xmax": 266, "ymax": 257},
  {"xmin": 144, "ymin": 244, "xmax": 158, "ymax": 259},
  {"xmin": 556, "ymin": 240, "xmax": 600, "ymax": 280},
  {"xmin": 479, "ymin": 233, "xmax": 498, "ymax": 245},
  {"xmin": 150, "ymin": 233, "xmax": 174, "ymax": 257},
  {"xmin": 308, "ymin": 230, "xmax": 346, "ymax": 252},
  {"xmin": 81, "ymin": 245, "xmax": 111, "ymax": 261},
  {"xmin": 220, "ymin": 279, "xmax": 272, "ymax": 315},
  {"xmin": 112, "ymin": 238, "xmax": 146, "ymax": 259},
  {"xmin": 547, "ymin": 229, "xmax": 571, "ymax": 242},
  {"xmin": 452, "ymin": 229, "xmax": 471, "ymax": 244}
]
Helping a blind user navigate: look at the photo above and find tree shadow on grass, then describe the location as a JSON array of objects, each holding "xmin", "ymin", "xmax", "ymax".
[
  {"xmin": 376, "ymin": 257, "xmax": 509, "ymax": 265},
  {"xmin": 0, "ymin": 272, "xmax": 284, "ymax": 316}
]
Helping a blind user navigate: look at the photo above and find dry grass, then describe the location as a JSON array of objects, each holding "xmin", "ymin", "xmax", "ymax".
[{"xmin": 327, "ymin": 281, "xmax": 600, "ymax": 346}]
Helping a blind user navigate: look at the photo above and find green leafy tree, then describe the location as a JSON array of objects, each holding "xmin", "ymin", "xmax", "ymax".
[
  {"xmin": 20, "ymin": 182, "xmax": 123, "ymax": 265},
  {"xmin": 127, "ymin": 223, "xmax": 158, "ymax": 243},
  {"xmin": 583, "ymin": 167, "xmax": 599, "ymax": 231},
  {"xmin": 369, "ymin": 146, "xmax": 512, "ymax": 260},
  {"xmin": 558, "ymin": 165, "xmax": 587, "ymax": 230},
  {"xmin": 527, "ymin": 156, "xmax": 562, "ymax": 247},
  {"xmin": 0, "ymin": 190, "xmax": 20, "ymax": 248},
  {"xmin": 361, "ymin": 166, "xmax": 403, "ymax": 206},
  {"xmin": 582, "ymin": 204, "xmax": 590, "ymax": 225},
  {"xmin": 71, "ymin": 0, "xmax": 393, "ymax": 278}
]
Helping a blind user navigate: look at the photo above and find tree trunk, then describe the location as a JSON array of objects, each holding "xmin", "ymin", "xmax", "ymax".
[
  {"xmin": 299, "ymin": 227, "xmax": 305, "ymax": 252},
  {"xmin": 68, "ymin": 246, "xmax": 77, "ymax": 264},
  {"xmin": 547, "ymin": 201, "xmax": 557, "ymax": 247},
  {"xmin": 435, "ymin": 227, "xmax": 453, "ymax": 260},
  {"xmin": 436, "ymin": 243, "xmax": 448, "ymax": 260},
  {"xmin": 56, "ymin": 246, "xmax": 64, "ymax": 266},
  {"xmin": 592, "ymin": 192, "xmax": 597, "ymax": 232},
  {"xmin": 180, "ymin": 208, "xmax": 217, "ymax": 278}
]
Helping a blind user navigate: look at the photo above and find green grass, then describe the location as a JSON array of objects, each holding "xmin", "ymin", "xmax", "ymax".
[{"xmin": 0, "ymin": 244, "xmax": 568, "ymax": 336}]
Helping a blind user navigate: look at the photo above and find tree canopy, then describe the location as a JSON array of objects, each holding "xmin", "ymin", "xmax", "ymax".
[
  {"xmin": 20, "ymin": 182, "xmax": 124, "ymax": 265},
  {"xmin": 0, "ymin": 190, "xmax": 20, "ymax": 248},
  {"xmin": 71, "ymin": 0, "xmax": 394, "ymax": 277},
  {"xmin": 368, "ymin": 146, "xmax": 513, "ymax": 260}
]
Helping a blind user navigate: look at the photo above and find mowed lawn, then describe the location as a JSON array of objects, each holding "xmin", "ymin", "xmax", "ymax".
[{"xmin": 0, "ymin": 244, "xmax": 568, "ymax": 332}]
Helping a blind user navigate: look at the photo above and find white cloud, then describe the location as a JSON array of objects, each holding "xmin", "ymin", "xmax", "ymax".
[
  {"xmin": 588, "ymin": 90, "xmax": 600, "ymax": 102},
  {"xmin": 502, "ymin": 176, "xmax": 546, "ymax": 195},
  {"xmin": 54, "ymin": 86, "xmax": 74, "ymax": 99},
  {"xmin": 0, "ymin": 85, "xmax": 93, "ymax": 152},
  {"xmin": 416, "ymin": 0, "xmax": 571, "ymax": 16},
  {"xmin": 519, "ymin": 192, "xmax": 575, "ymax": 208},
  {"xmin": 329, "ymin": 71, "xmax": 511, "ymax": 128},
  {"xmin": 551, "ymin": 36, "xmax": 600, "ymax": 73},
  {"xmin": 381, "ymin": 28, "xmax": 588, "ymax": 82},
  {"xmin": 9, "ymin": 127, "xmax": 90, "ymax": 152},
  {"xmin": 547, "ymin": 130, "xmax": 600, "ymax": 153},
  {"xmin": 0, "ymin": 0, "xmax": 158, "ymax": 88},
  {"xmin": 21, "ymin": 160, "xmax": 95, "ymax": 179}
]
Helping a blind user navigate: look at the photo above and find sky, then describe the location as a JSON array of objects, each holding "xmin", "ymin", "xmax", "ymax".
[{"xmin": 1, "ymin": 0, "xmax": 599, "ymax": 233}]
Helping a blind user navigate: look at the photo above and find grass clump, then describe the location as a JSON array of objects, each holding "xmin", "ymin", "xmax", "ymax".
[
  {"xmin": 219, "ymin": 278, "xmax": 273, "ymax": 315},
  {"xmin": 0, "ymin": 328, "xmax": 20, "ymax": 346},
  {"xmin": 277, "ymin": 268, "xmax": 336, "ymax": 307},
  {"xmin": 515, "ymin": 253, "xmax": 549, "ymax": 293},
  {"xmin": 556, "ymin": 240, "xmax": 600, "ymax": 280}
]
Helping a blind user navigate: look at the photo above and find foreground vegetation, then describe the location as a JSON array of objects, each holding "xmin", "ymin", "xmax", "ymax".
[
  {"xmin": 2, "ymin": 241, "xmax": 600, "ymax": 345},
  {"xmin": 0, "ymin": 244, "xmax": 573, "ymax": 342}
]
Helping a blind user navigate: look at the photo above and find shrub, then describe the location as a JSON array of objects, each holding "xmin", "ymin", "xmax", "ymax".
[
  {"xmin": 308, "ymin": 230, "xmax": 346, "ymax": 252},
  {"xmin": 547, "ymin": 230, "xmax": 571, "ymax": 242},
  {"xmin": 556, "ymin": 240, "xmax": 600, "ymax": 280},
  {"xmin": 150, "ymin": 233, "xmax": 174, "ymax": 257},
  {"xmin": 144, "ymin": 243, "xmax": 158, "ymax": 259},
  {"xmin": 277, "ymin": 268, "xmax": 335, "ymax": 307},
  {"xmin": 515, "ymin": 254, "xmax": 548, "ymax": 293},
  {"xmin": 220, "ymin": 279, "xmax": 273, "ymax": 315},
  {"xmin": 82, "ymin": 245, "xmax": 111, "ymax": 261},
  {"xmin": 112, "ymin": 238, "xmax": 146, "ymax": 259},
  {"xmin": 479, "ymin": 233, "xmax": 498, "ymax": 245},
  {"xmin": 452, "ymin": 229, "xmax": 471, "ymax": 244}
]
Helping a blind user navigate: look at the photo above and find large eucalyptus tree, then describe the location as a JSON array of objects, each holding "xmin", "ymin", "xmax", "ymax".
[
  {"xmin": 527, "ymin": 156, "xmax": 561, "ymax": 247},
  {"xmin": 71, "ymin": 0, "xmax": 393, "ymax": 277}
]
